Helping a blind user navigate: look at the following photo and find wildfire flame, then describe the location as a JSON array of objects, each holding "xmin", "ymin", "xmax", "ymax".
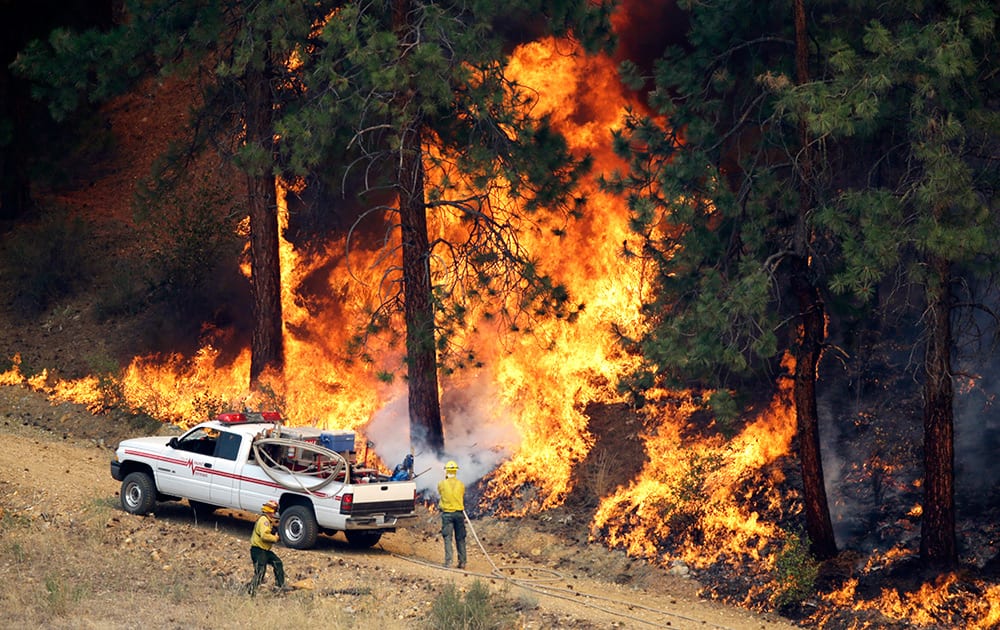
[{"xmin": 591, "ymin": 357, "xmax": 796, "ymax": 576}]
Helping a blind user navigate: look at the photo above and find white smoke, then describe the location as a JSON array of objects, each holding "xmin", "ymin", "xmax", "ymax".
[{"xmin": 363, "ymin": 373, "xmax": 522, "ymax": 495}]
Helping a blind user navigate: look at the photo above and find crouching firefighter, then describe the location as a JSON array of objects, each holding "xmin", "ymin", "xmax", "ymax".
[{"xmin": 247, "ymin": 500, "xmax": 287, "ymax": 595}]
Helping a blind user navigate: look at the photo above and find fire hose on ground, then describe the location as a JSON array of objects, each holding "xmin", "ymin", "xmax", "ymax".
[
  {"xmin": 390, "ymin": 510, "xmax": 744, "ymax": 630},
  {"xmin": 245, "ymin": 439, "xmax": 743, "ymax": 628}
]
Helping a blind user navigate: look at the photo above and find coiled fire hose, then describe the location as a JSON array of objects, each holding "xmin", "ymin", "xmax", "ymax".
[{"xmin": 251, "ymin": 437, "xmax": 347, "ymax": 495}]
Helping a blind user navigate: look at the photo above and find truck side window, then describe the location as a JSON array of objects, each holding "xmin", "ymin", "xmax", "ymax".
[
  {"xmin": 214, "ymin": 432, "xmax": 242, "ymax": 461},
  {"xmin": 175, "ymin": 427, "xmax": 218, "ymax": 455}
]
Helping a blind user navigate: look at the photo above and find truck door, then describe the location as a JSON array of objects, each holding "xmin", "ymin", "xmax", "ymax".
[
  {"xmin": 157, "ymin": 426, "xmax": 219, "ymax": 502},
  {"xmin": 208, "ymin": 431, "xmax": 242, "ymax": 506}
]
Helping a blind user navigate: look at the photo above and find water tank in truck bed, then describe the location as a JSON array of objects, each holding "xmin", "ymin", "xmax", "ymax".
[{"xmin": 318, "ymin": 430, "xmax": 355, "ymax": 453}]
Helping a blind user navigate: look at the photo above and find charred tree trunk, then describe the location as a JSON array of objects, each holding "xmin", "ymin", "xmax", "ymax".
[
  {"xmin": 791, "ymin": 263, "xmax": 838, "ymax": 559},
  {"xmin": 399, "ymin": 126, "xmax": 445, "ymax": 454},
  {"xmin": 245, "ymin": 55, "xmax": 284, "ymax": 387},
  {"xmin": 790, "ymin": 0, "xmax": 836, "ymax": 559},
  {"xmin": 920, "ymin": 254, "xmax": 957, "ymax": 569}
]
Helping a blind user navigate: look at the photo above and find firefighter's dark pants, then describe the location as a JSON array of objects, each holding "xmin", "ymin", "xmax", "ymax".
[
  {"xmin": 441, "ymin": 510, "xmax": 467, "ymax": 568},
  {"xmin": 249, "ymin": 546, "xmax": 285, "ymax": 594}
]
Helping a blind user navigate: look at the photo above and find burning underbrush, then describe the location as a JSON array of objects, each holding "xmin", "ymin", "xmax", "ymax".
[{"xmin": 444, "ymin": 357, "xmax": 1000, "ymax": 630}]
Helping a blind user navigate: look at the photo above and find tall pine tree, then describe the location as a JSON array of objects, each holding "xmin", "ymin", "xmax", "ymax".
[
  {"xmin": 794, "ymin": 0, "xmax": 1000, "ymax": 569},
  {"xmin": 278, "ymin": 0, "xmax": 612, "ymax": 453},
  {"xmin": 607, "ymin": 0, "xmax": 838, "ymax": 557},
  {"xmin": 12, "ymin": 0, "xmax": 324, "ymax": 386}
]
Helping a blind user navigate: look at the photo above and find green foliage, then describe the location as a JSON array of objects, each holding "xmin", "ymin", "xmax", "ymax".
[
  {"xmin": 426, "ymin": 580, "xmax": 516, "ymax": 630},
  {"xmin": 124, "ymin": 411, "xmax": 165, "ymax": 434},
  {"xmin": 605, "ymin": 0, "xmax": 800, "ymax": 395},
  {"xmin": 44, "ymin": 574, "xmax": 86, "ymax": 617},
  {"xmin": 1, "ymin": 207, "xmax": 92, "ymax": 316},
  {"xmin": 792, "ymin": 1, "xmax": 1000, "ymax": 301},
  {"xmin": 91, "ymin": 171, "xmax": 243, "ymax": 320},
  {"xmin": 7, "ymin": 541, "xmax": 26, "ymax": 564},
  {"xmin": 771, "ymin": 529, "xmax": 819, "ymax": 607},
  {"xmin": 609, "ymin": 0, "xmax": 1000, "ymax": 410},
  {"xmin": 674, "ymin": 451, "xmax": 724, "ymax": 507},
  {"xmin": 93, "ymin": 259, "xmax": 151, "ymax": 320},
  {"xmin": 12, "ymin": 27, "xmax": 147, "ymax": 122},
  {"xmin": 706, "ymin": 390, "xmax": 739, "ymax": 437}
]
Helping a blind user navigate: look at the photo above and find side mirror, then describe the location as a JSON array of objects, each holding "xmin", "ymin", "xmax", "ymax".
[{"xmin": 168, "ymin": 437, "xmax": 178, "ymax": 449}]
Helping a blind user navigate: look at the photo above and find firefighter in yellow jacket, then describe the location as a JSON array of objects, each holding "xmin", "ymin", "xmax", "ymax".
[
  {"xmin": 438, "ymin": 460, "xmax": 467, "ymax": 569},
  {"xmin": 248, "ymin": 500, "xmax": 286, "ymax": 595}
]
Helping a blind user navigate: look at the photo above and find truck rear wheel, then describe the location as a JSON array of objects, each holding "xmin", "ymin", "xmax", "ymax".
[
  {"xmin": 121, "ymin": 472, "xmax": 156, "ymax": 515},
  {"xmin": 279, "ymin": 505, "xmax": 318, "ymax": 550},
  {"xmin": 345, "ymin": 530, "xmax": 382, "ymax": 549}
]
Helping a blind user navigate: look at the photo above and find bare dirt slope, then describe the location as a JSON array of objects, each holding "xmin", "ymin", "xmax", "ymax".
[{"xmin": 0, "ymin": 385, "xmax": 798, "ymax": 629}]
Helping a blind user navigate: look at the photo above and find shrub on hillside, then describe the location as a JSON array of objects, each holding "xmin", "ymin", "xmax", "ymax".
[{"xmin": 2, "ymin": 208, "xmax": 92, "ymax": 316}]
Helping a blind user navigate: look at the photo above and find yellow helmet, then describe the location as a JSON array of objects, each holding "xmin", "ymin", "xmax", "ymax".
[
  {"xmin": 444, "ymin": 460, "xmax": 458, "ymax": 472},
  {"xmin": 262, "ymin": 500, "xmax": 279, "ymax": 515}
]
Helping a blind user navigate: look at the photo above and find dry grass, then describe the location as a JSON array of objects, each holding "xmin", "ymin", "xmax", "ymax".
[
  {"xmin": 0, "ymin": 489, "xmax": 533, "ymax": 629},
  {"xmin": 0, "ymin": 493, "xmax": 382, "ymax": 629}
]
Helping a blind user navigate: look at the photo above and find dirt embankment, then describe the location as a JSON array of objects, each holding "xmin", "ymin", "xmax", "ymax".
[{"xmin": 0, "ymin": 385, "xmax": 797, "ymax": 629}]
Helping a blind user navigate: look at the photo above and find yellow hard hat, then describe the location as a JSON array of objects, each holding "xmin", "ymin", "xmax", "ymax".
[
  {"xmin": 262, "ymin": 500, "xmax": 279, "ymax": 514},
  {"xmin": 445, "ymin": 460, "xmax": 458, "ymax": 471}
]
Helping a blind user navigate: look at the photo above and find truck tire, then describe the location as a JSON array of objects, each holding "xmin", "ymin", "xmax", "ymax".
[
  {"xmin": 345, "ymin": 530, "xmax": 382, "ymax": 549},
  {"xmin": 120, "ymin": 472, "xmax": 156, "ymax": 515},
  {"xmin": 279, "ymin": 505, "xmax": 318, "ymax": 550}
]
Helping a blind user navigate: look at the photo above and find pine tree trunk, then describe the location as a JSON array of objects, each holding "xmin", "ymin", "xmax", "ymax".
[
  {"xmin": 791, "ymin": 0, "xmax": 837, "ymax": 559},
  {"xmin": 393, "ymin": 0, "xmax": 444, "ymax": 454},
  {"xmin": 399, "ymin": 126, "xmax": 445, "ymax": 453},
  {"xmin": 920, "ymin": 254, "xmax": 957, "ymax": 569},
  {"xmin": 245, "ymin": 56, "xmax": 284, "ymax": 387},
  {"xmin": 791, "ymin": 264, "xmax": 838, "ymax": 559}
]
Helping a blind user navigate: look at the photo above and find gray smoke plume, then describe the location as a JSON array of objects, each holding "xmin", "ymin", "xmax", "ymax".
[{"xmin": 363, "ymin": 375, "xmax": 520, "ymax": 496}]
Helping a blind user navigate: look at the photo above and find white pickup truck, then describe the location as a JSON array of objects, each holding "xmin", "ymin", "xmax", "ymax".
[{"xmin": 110, "ymin": 412, "xmax": 417, "ymax": 549}]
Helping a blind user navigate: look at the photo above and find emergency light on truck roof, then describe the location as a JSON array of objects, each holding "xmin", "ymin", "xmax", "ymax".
[{"xmin": 215, "ymin": 411, "xmax": 282, "ymax": 424}]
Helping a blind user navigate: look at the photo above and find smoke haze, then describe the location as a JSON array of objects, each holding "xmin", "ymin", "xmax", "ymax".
[{"xmin": 364, "ymin": 373, "xmax": 520, "ymax": 495}]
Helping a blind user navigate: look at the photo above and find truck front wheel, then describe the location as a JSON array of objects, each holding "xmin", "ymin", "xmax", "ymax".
[
  {"xmin": 279, "ymin": 505, "xmax": 318, "ymax": 549},
  {"xmin": 120, "ymin": 472, "xmax": 156, "ymax": 515}
]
